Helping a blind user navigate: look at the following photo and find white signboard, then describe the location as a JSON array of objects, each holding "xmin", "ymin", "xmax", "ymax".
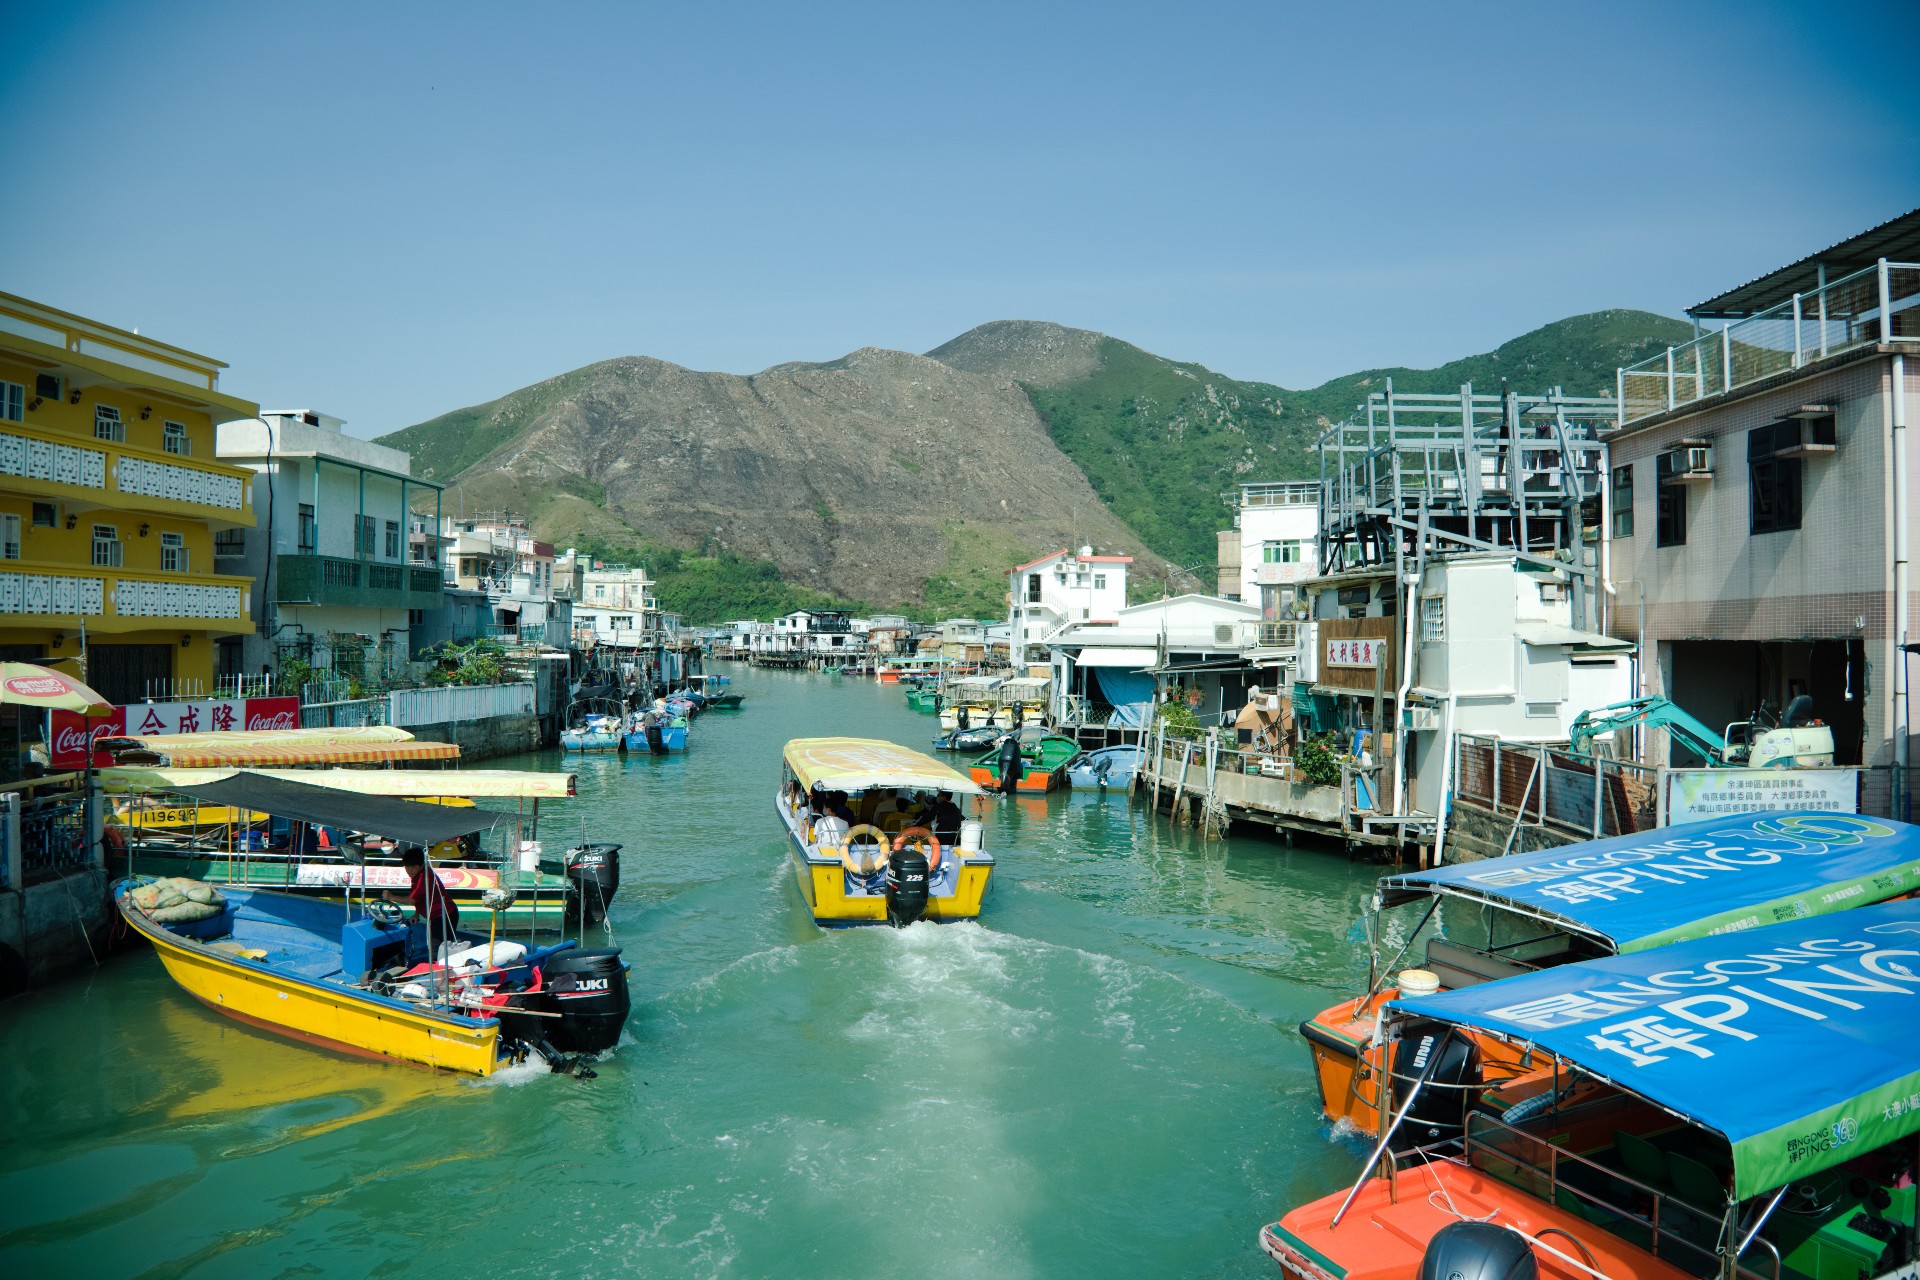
[
  {"xmin": 1664, "ymin": 768, "xmax": 1859, "ymax": 827},
  {"xmin": 1325, "ymin": 637, "xmax": 1386, "ymax": 669}
]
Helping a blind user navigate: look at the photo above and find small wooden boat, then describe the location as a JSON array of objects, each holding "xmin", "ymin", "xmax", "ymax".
[
  {"xmin": 933, "ymin": 724, "xmax": 1008, "ymax": 752},
  {"xmin": 116, "ymin": 773, "xmax": 632, "ymax": 1077},
  {"xmin": 560, "ymin": 698, "xmax": 623, "ymax": 753},
  {"xmin": 621, "ymin": 708, "xmax": 689, "ymax": 754},
  {"xmin": 1065, "ymin": 744, "xmax": 1141, "ymax": 790},
  {"xmin": 776, "ymin": 737, "xmax": 994, "ymax": 926},
  {"xmin": 905, "ymin": 686, "xmax": 941, "ymax": 713},
  {"xmin": 1299, "ymin": 810, "xmax": 1920, "ymax": 1140},
  {"xmin": 969, "ymin": 728, "xmax": 1080, "ymax": 793},
  {"xmin": 1262, "ymin": 897, "xmax": 1920, "ymax": 1280}
]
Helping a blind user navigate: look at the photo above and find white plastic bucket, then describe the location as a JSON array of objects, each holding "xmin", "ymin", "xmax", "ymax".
[
  {"xmin": 1397, "ymin": 968, "xmax": 1440, "ymax": 998},
  {"xmin": 958, "ymin": 820, "xmax": 984, "ymax": 853},
  {"xmin": 518, "ymin": 840, "xmax": 542, "ymax": 873}
]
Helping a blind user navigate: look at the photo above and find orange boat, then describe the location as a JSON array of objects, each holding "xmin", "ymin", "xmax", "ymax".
[
  {"xmin": 1302, "ymin": 811, "xmax": 1920, "ymax": 1138},
  {"xmin": 1266, "ymin": 899, "xmax": 1920, "ymax": 1280}
]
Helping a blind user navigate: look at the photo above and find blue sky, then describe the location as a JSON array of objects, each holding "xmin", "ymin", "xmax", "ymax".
[{"xmin": 2, "ymin": 1, "xmax": 1915, "ymax": 438}]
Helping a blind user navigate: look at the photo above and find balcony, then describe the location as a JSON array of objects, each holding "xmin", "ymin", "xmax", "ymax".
[
  {"xmin": 0, "ymin": 422, "xmax": 255, "ymax": 524},
  {"xmin": 1620, "ymin": 259, "xmax": 1920, "ymax": 425},
  {"xmin": 274, "ymin": 554, "xmax": 444, "ymax": 610},
  {"xmin": 0, "ymin": 563, "xmax": 251, "ymax": 632}
]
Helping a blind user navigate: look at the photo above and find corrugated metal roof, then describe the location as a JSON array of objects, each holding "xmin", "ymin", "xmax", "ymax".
[{"xmin": 1692, "ymin": 207, "xmax": 1920, "ymax": 318}]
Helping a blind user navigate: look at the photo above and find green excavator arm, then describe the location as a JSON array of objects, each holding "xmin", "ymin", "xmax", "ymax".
[{"xmin": 1567, "ymin": 696, "xmax": 1728, "ymax": 765}]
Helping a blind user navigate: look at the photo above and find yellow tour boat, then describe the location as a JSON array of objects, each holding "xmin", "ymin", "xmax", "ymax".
[{"xmin": 777, "ymin": 737, "xmax": 993, "ymax": 926}]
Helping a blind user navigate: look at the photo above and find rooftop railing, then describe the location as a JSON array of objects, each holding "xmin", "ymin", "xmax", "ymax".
[{"xmin": 1620, "ymin": 258, "xmax": 1920, "ymax": 426}]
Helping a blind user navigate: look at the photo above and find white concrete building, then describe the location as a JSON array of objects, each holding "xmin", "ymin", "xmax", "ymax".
[
  {"xmin": 573, "ymin": 564, "xmax": 657, "ymax": 648},
  {"xmin": 1008, "ymin": 547, "xmax": 1132, "ymax": 668},
  {"xmin": 1045, "ymin": 593, "xmax": 1262, "ymax": 727},
  {"xmin": 215, "ymin": 410, "xmax": 443, "ymax": 681},
  {"xmin": 1218, "ymin": 482, "xmax": 1319, "ymax": 616}
]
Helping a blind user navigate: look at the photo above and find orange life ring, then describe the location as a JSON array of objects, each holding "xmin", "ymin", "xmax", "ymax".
[
  {"xmin": 841, "ymin": 824, "xmax": 891, "ymax": 876},
  {"xmin": 892, "ymin": 826, "xmax": 943, "ymax": 873},
  {"xmin": 104, "ymin": 822, "xmax": 129, "ymax": 851}
]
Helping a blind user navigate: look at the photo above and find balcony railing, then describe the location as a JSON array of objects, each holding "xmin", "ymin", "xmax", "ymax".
[
  {"xmin": 1621, "ymin": 259, "xmax": 1920, "ymax": 425},
  {"xmin": 0, "ymin": 422, "xmax": 251, "ymax": 517},
  {"xmin": 0, "ymin": 564, "xmax": 248, "ymax": 624},
  {"xmin": 274, "ymin": 554, "xmax": 444, "ymax": 610}
]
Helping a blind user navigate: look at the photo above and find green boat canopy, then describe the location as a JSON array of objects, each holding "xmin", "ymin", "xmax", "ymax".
[{"xmin": 161, "ymin": 771, "xmax": 510, "ymax": 848}]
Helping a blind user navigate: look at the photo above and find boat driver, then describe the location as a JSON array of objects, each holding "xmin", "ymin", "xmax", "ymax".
[{"xmin": 384, "ymin": 844, "xmax": 460, "ymax": 964}]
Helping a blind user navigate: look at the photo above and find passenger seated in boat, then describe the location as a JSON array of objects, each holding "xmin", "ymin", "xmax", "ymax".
[
  {"xmin": 927, "ymin": 791, "xmax": 963, "ymax": 849},
  {"xmin": 869, "ymin": 788, "xmax": 910, "ymax": 827},
  {"xmin": 384, "ymin": 844, "xmax": 460, "ymax": 965}
]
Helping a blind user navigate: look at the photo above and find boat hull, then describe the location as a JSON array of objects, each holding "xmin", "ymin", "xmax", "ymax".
[
  {"xmin": 117, "ymin": 889, "xmax": 501, "ymax": 1076},
  {"xmin": 776, "ymin": 801, "xmax": 992, "ymax": 925},
  {"xmin": 968, "ymin": 762, "xmax": 1064, "ymax": 793},
  {"xmin": 560, "ymin": 730, "xmax": 621, "ymax": 753},
  {"xmin": 621, "ymin": 723, "xmax": 688, "ymax": 753}
]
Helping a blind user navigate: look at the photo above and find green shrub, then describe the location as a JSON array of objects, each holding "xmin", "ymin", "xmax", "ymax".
[{"xmin": 1294, "ymin": 733, "xmax": 1344, "ymax": 787}]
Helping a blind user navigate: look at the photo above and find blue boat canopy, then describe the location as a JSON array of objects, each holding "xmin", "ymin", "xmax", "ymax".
[
  {"xmin": 1378, "ymin": 811, "xmax": 1920, "ymax": 953},
  {"xmin": 1390, "ymin": 898, "xmax": 1920, "ymax": 1199}
]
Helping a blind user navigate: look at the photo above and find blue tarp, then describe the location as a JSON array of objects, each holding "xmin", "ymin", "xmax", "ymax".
[
  {"xmin": 1093, "ymin": 667, "xmax": 1154, "ymax": 710},
  {"xmin": 1390, "ymin": 897, "xmax": 1920, "ymax": 1197},
  {"xmin": 1381, "ymin": 811, "xmax": 1920, "ymax": 952}
]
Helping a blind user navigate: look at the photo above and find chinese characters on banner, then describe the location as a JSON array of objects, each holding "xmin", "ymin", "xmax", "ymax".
[
  {"xmin": 1665, "ymin": 769, "xmax": 1858, "ymax": 825},
  {"xmin": 49, "ymin": 697, "xmax": 301, "ymax": 768},
  {"xmin": 1324, "ymin": 636, "xmax": 1385, "ymax": 668}
]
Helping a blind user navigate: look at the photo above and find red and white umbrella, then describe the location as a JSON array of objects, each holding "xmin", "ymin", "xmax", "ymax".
[{"xmin": 0, "ymin": 662, "xmax": 114, "ymax": 716}]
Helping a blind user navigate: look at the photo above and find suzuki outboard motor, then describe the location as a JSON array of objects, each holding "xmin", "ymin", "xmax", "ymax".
[
  {"xmin": 1417, "ymin": 1222, "xmax": 1537, "ymax": 1280},
  {"xmin": 997, "ymin": 734, "xmax": 1023, "ymax": 794},
  {"xmin": 645, "ymin": 721, "xmax": 666, "ymax": 754},
  {"xmin": 564, "ymin": 842, "xmax": 622, "ymax": 923},
  {"xmin": 1387, "ymin": 1021, "xmax": 1482, "ymax": 1152},
  {"xmin": 885, "ymin": 845, "xmax": 930, "ymax": 927},
  {"xmin": 543, "ymin": 948, "xmax": 631, "ymax": 1053}
]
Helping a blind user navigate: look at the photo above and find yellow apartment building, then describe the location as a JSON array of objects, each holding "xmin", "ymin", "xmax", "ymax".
[{"xmin": 0, "ymin": 292, "xmax": 260, "ymax": 703}]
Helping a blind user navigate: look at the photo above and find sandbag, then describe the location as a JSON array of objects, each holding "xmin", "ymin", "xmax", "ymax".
[
  {"xmin": 132, "ymin": 877, "xmax": 224, "ymax": 916},
  {"xmin": 151, "ymin": 900, "xmax": 223, "ymax": 923}
]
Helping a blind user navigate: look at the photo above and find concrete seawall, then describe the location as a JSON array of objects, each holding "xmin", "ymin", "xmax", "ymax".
[
  {"xmin": 401, "ymin": 711, "xmax": 543, "ymax": 761},
  {"xmin": 1, "ymin": 866, "xmax": 110, "ymax": 995}
]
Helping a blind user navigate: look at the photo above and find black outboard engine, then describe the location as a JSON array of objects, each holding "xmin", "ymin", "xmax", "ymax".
[
  {"xmin": 997, "ymin": 734, "xmax": 1023, "ymax": 795},
  {"xmin": 542, "ymin": 948, "xmax": 631, "ymax": 1053},
  {"xmin": 885, "ymin": 845, "xmax": 930, "ymax": 927},
  {"xmin": 564, "ymin": 842, "xmax": 622, "ymax": 923},
  {"xmin": 1417, "ymin": 1222, "xmax": 1537, "ymax": 1280},
  {"xmin": 645, "ymin": 720, "xmax": 665, "ymax": 754},
  {"xmin": 1387, "ymin": 1021, "xmax": 1482, "ymax": 1153}
]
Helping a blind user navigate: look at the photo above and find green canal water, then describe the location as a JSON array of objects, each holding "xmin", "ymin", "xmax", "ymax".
[{"xmin": 0, "ymin": 667, "xmax": 1390, "ymax": 1279}]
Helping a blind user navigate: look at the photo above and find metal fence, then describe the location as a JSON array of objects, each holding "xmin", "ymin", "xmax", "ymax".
[
  {"xmin": 300, "ymin": 697, "xmax": 388, "ymax": 729},
  {"xmin": 1620, "ymin": 259, "xmax": 1920, "ymax": 424},
  {"xmin": 1452, "ymin": 733, "xmax": 1659, "ymax": 840},
  {"xmin": 387, "ymin": 682, "xmax": 534, "ymax": 727},
  {"xmin": 20, "ymin": 791, "xmax": 89, "ymax": 879}
]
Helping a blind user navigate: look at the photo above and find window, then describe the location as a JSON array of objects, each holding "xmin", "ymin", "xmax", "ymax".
[
  {"xmin": 1656, "ymin": 487, "xmax": 1686, "ymax": 548},
  {"xmin": 0, "ymin": 513, "xmax": 18, "ymax": 560},
  {"xmin": 91, "ymin": 524, "xmax": 122, "ymax": 567},
  {"xmin": 1093, "ymin": 573, "xmax": 1107, "ymax": 590},
  {"xmin": 1420, "ymin": 596, "xmax": 1445, "ymax": 643},
  {"xmin": 35, "ymin": 374, "xmax": 60, "ymax": 400},
  {"xmin": 214, "ymin": 528, "xmax": 246, "ymax": 557},
  {"xmin": 94, "ymin": 405, "xmax": 124, "ymax": 442},
  {"xmin": 385, "ymin": 520, "xmax": 400, "ymax": 558},
  {"xmin": 1749, "ymin": 422, "xmax": 1804, "ymax": 535},
  {"xmin": 1611, "ymin": 464, "xmax": 1634, "ymax": 537},
  {"xmin": 162, "ymin": 421, "xmax": 190, "ymax": 455},
  {"xmin": 409, "ymin": 608, "xmax": 425, "ymax": 625},
  {"xmin": 298, "ymin": 504, "xmax": 316, "ymax": 553},
  {"xmin": 356, "ymin": 515, "xmax": 376, "ymax": 556},
  {"xmin": 31, "ymin": 502, "xmax": 56, "ymax": 528},
  {"xmin": 161, "ymin": 531, "xmax": 188, "ymax": 573},
  {"xmin": 0, "ymin": 380, "xmax": 22, "ymax": 423},
  {"xmin": 1262, "ymin": 542, "xmax": 1284, "ymax": 564},
  {"xmin": 1026, "ymin": 573, "xmax": 1041, "ymax": 603}
]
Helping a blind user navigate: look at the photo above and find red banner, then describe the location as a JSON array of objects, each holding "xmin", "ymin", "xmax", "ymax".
[{"xmin": 51, "ymin": 696, "xmax": 302, "ymax": 768}]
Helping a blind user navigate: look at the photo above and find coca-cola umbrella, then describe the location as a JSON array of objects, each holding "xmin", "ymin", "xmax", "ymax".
[{"xmin": 0, "ymin": 662, "xmax": 113, "ymax": 717}]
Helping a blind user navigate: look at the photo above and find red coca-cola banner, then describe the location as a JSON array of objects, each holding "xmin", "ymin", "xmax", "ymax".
[{"xmin": 50, "ymin": 696, "xmax": 302, "ymax": 768}]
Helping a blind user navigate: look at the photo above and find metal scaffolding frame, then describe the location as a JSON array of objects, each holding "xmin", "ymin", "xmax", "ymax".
[{"xmin": 1315, "ymin": 381, "xmax": 1617, "ymax": 627}]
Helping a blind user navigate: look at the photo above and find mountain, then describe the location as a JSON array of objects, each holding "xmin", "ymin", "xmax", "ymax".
[
  {"xmin": 929, "ymin": 310, "xmax": 1693, "ymax": 569},
  {"xmin": 382, "ymin": 309, "xmax": 1688, "ymax": 619},
  {"xmin": 381, "ymin": 348, "xmax": 1169, "ymax": 621}
]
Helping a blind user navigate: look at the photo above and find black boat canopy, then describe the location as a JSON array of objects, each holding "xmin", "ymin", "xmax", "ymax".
[{"xmin": 163, "ymin": 770, "xmax": 506, "ymax": 847}]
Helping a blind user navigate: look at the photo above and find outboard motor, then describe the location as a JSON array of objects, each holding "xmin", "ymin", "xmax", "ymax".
[
  {"xmin": 645, "ymin": 720, "xmax": 666, "ymax": 754},
  {"xmin": 542, "ymin": 948, "xmax": 631, "ymax": 1053},
  {"xmin": 885, "ymin": 845, "xmax": 930, "ymax": 927},
  {"xmin": 564, "ymin": 842, "xmax": 622, "ymax": 922},
  {"xmin": 997, "ymin": 734, "xmax": 1024, "ymax": 795},
  {"xmin": 1417, "ymin": 1222, "xmax": 1537, "ymax": 1280},
  {"xmin": 1387, "ymin": 1021, "xmax": 1482, "ymax": 1152}
]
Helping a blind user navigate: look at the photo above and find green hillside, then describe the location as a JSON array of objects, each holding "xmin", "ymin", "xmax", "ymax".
[{"xmin": 1027, "ymin": 309, "xmax": 1690, "ymax": 568}]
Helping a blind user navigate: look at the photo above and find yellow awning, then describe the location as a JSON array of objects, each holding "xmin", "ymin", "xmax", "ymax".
[
  {"xmin": 100, "ymin": 727, "xmax": 461, "ymax": 767},
  {"xmin": 101, "ymin": 766, "xmax": 574, "ymax": 799},
  {"xmin": 782, "ymin": 737, "xmax": 985, "ymax": 796}
]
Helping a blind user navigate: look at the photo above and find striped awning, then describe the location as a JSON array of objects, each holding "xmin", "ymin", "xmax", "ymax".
[{"xmin": 99, "ymin": 727, "xmax": 462, "ymax": 768}]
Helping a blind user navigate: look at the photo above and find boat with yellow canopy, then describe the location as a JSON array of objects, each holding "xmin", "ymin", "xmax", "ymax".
[
  {"xmin": 777, "ymin": 736, "xmax": 993, "ymax": 925},
  {"xmin": 103, "ymin": 765, "xmax": 612, "ymax": 933}
]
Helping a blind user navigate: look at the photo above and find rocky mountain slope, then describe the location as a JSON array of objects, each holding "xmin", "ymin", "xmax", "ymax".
[
  {"xmin": 384, "ymin": 310, "xmax": 1688, "ymax": 615},
  {"xmin": 383, "ymin": 347, "xmax": 1169, "ymax": 614}
]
